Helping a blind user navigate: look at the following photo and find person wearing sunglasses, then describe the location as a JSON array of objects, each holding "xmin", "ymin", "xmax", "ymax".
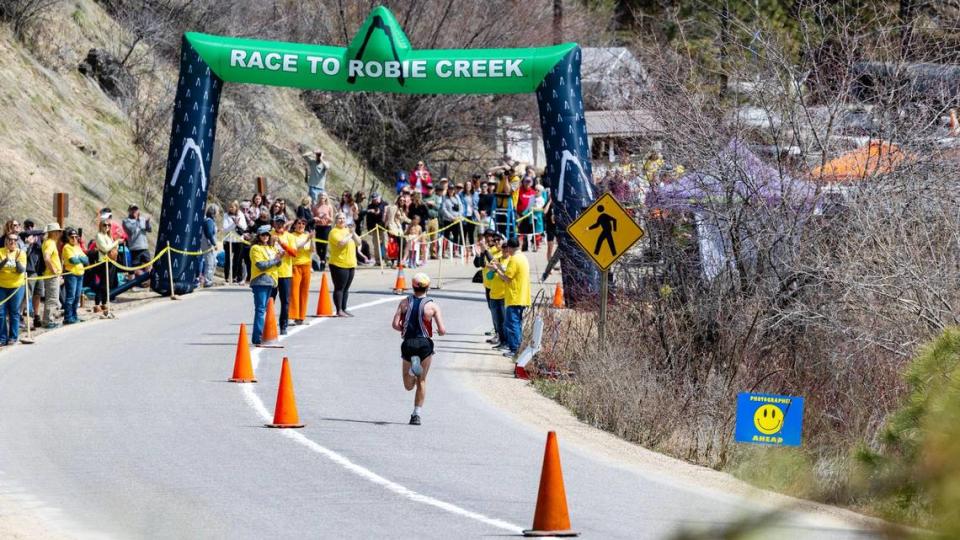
[
  {"xmin": 61, "ymin": 227, "xmax": 88, "ymax": 325},
  {"xmin": 248, "ymin": 225, "xmax": 282, "ymax": 345},
  {"xmin": 0, "ymin": 234, "xmax": 26, "ymax": 345}
]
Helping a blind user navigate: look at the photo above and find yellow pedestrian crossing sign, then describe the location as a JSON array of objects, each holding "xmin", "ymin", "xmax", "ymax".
[{"xmin": 567, "ymin": 193, "xmax": 645, "ymax": 271}]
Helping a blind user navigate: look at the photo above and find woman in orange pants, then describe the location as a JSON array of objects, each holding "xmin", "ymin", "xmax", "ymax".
[{"xmin": 289, "ymin": 218, "xmax": 315, "ymax": 324}]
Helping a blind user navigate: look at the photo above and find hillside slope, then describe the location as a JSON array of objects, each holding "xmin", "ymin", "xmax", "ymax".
[{"xmin": 0, "ymin": 0, "xmax": 375, "ymax": 234}]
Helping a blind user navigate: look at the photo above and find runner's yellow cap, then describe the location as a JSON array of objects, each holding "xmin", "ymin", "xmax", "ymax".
[{"xmin": 412, "ymin": 273, "xmax": 430, "ymax": 287}]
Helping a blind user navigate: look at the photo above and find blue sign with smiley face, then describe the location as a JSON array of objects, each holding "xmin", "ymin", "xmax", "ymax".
[{"xmin": 734, "ymin": 392, "xmax": 804, "ymax": 446}]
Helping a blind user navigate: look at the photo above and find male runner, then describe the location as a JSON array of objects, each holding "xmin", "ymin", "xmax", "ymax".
[{"xmin": 392, "ymin": 273, "xmax": 446, "ymax": 425}]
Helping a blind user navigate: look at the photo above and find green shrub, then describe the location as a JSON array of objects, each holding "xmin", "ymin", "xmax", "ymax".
[{"xmin": 856, "ymin": 327, "xmax": 960, "ymax": 531}]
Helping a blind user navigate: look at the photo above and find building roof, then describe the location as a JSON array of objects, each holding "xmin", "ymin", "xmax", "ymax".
[
  {"xmin": 585, "ymin": 109, "xmax": 662, "ymax": 137},
  {"xmin": 581, "ymin": 47, "xmax": 649, "ymax": 110}
]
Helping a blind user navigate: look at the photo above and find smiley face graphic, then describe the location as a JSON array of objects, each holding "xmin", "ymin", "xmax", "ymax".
[{"xmin": 753, "ymin": 404, "xmax": 784, "ymax": 435}]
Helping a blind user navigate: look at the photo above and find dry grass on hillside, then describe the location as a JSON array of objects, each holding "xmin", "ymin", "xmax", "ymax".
[{"xmin": 0, "ymin": 0, "xmax": 375, "ymax": 236}]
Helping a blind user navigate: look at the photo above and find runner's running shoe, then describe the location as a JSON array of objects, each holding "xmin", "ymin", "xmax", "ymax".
[{"xmin": 409, "ymin": 414, "xmax": 421, "ymax": 426}]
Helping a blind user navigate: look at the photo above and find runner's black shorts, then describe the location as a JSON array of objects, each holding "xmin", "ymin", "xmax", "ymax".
[{"xmin": 401, "ymin": 337, "xmax": 434, "ymax": 362}]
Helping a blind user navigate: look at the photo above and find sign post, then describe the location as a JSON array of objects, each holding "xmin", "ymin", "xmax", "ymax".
[
  {"xmin": 53, "ymin": 193, "xmax": 69, "ymax": 227},
  {"xmin": 598, "ymin": 269, "xmax": 608, "ymax": 343},
  {"xmin": 566, "ymin": 193, "xmax": 645, "ymax": 344}
]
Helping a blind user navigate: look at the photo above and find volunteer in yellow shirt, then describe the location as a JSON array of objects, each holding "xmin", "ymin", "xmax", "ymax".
[
  {"xmin": 289, "ymin": 218, "xmax": 315, "ymax": 324},
  {"xmin": 0, "ymin": 234, "xmax": 27, "ymax": 345},
  {"xmin": 493, "ymin": 237, "xmax": 531, "ymax": 357},
  {"xmin": 477, "ymin": 230, "xmax": 506, "ymax": 349},
  {"xmin": 40, "ymin": 223, "xmax": 63, "ymax": 328},
  {"xmin": 60, "ymin": 227, "xmax": 88, "ymax": 325},
  {"xmin": 249, "ymin": 225, "xmax": 282, "ymax": 345},
  {"xmin": 327, "ymin": 212, "xmax": 360, "ymax": 317},
  {"xmin": 271, "ymin": 216, "xmax": 297, "ymax": 335}
]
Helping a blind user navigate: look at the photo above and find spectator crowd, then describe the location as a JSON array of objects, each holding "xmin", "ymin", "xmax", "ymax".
[
  {"xmin": 0, "ymin": 205, "xmax": 154, "ymax": 347},
  {"xmin": 0, "ymin": 150, "xmax": 545, "ymax": 361}
]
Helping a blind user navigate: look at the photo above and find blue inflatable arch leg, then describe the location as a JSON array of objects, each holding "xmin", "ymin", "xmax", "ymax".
[
  {"xmin": 536, "ymin": 46, "xmax": 600, "ymax": 304},
  {"xmin": 152, "ymin": 36, "xmax": 222, "ymax": 295}
]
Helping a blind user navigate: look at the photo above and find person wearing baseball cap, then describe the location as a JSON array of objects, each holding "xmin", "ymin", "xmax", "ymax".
[
  {"xmin": 249, "ymin": 224, "xmax": 282, "ymax": 345},
  {"xmin": 475, "ymin": 229, "xmax": 506, "ymax": 348},
  {"xmin": 391, "ymin": 272, "xmax": 446, "ymax": 426},
  {"xmin": 491, "ymin": 237, "xmax": 531, "ymax": 358},
  {"xmin": 40, "ymin": 223, "xmax": 63, "ymax": 328},
  {"xmin": 271, "ymin": 214, "xmax": 297, "ymax": 334},
  {"xmin": 61, "ymin": 227, "xmax": 89, "ymax": 325}
]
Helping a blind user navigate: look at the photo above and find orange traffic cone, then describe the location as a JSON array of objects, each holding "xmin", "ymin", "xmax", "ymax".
[
  {"xmin": 262, "ymin": 297, "xmax": 279, "ymax": 344},
  {"xmin": 228, "ymin": 323, "xmax": 257, "ymax": 383},
  {"xmin": 265, "ymin": 357, "xmax": 304, "ymax": 428},
  {"xmin": 552, "ymin": 283, "xmax": 564, "ymax": 309},
  {"xmin": 314, "ymin": 272, "xmax": 334, "ymax": 317},
  {"xmin": 523, "ymin": 432, "xmax": 578, "ymax": 537},
  {"xmin": 393, "ymin": 263, "xmax": 407, "ymax": 295}
]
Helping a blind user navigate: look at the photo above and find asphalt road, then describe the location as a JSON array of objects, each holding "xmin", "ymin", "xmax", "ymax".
[{"xmin": 0, "ymin": 258, "xmax": 878, "ymax": 539}]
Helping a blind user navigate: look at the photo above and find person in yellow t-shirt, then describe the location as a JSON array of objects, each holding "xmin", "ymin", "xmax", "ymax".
[
  {"xmin": 327, "ymin": 212, "xmax": 360, "ymax": 317},
  {"xmin": 475, "ymin": 230, "xmax": 506, "ymax": 349},
  {"xmin": 0, "ymin": 234, "xmax": 27, "ymax": 345},
  {"xmin": 60, "ymin": 227, "xmax": 88, "ymax": 325},
  {"xmin": 289, "ymin": 218, "xmax": 315, "ymax": 325},
  {"xmin": 271, "ymin": 216, "xmax": 298, "ymax": 335},
  {"xmin": 40, "ymin": 223, "xmax": 63, "ymax": 328},
  {"xmin": 492, "ymin": 238, "xmax": 530, "ymax": 357},
  {"xmin": 249, "ymin": 225, "xmax": 282, "ymax": 345}
]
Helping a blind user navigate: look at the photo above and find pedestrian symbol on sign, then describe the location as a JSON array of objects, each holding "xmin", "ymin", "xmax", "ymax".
[
  {"xmin": 588, "ymin": 205, "xmax": 618, "ymax": 257},
  {"xmin": 567, "ymin": 193, "xmax": 644, "ymax": 271}
]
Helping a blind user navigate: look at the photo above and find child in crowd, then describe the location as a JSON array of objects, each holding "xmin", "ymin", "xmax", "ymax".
[{"xmin": 404, "ymin": 216, "xmax": 424, "ymax": 267}]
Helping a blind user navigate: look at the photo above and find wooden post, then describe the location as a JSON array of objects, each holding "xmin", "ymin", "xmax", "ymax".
[
  {"xmin": 53, "ymin": 193, "xmax": 69, "ymax": 227},
  {"xmin": 166, "ymin": 244, "xmax": 178, "ymax": 300},
  {"xmin": 256, "ymin": 176, "xmax": 267, "ymax": 196}
]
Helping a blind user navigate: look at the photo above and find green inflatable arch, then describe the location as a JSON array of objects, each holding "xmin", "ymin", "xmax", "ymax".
[{"xmin": 154, "ymin": 6, "xmax": 598, "ymax": 303}]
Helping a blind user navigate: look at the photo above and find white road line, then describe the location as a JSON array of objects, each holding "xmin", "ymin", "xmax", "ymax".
[{"xmin": 240, "ymin": 296, "xmax": 525, "ymax": 534}]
